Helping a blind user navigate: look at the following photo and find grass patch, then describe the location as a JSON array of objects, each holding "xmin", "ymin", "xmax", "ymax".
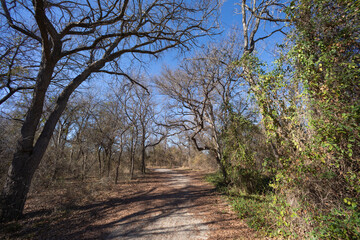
[
  {"xmin": 206, "ymin": 172, "xmax": 276, "ymax": 236},
  {"xmin": 229, "ymin": 192, "xmax": 275, "ymax": 235},
  {"xmin": 312, "ymin": 206, "xmax": 360, "ymax": 240},
  {"xmin": 207, "ymin": 172, "xmax": 360, "ymax": 239}
]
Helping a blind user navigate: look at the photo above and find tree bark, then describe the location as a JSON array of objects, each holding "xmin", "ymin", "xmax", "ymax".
[
  {"xmin": 1, "ymin": 154, "xmax": 37, "ymax": 221},
  {"xmin": 1, "ymin": 61, "xmax": 101, "ymax": 221},
  {"xmin": 130, "ymin": 141, "xmax": 135, "ymax": 179},
  {"xmin": 0, "ymin": 0, "xmax": 219, "ymax": 221},
  {"xmin": 106, "ymin": 145, "xmax": 113, "ymax": 178},
  {"xmin": 0, "ymin": 57, "xmax": 56, "ymax": 221},
  {"xmin": 97, "ymin": 146, "xmax": 102, "ymax": 179},
  {"xmin": 141, "ymin": 148, "xmax": 146, "ymax": 174},
  {"xmin": 81, "ymin": 152, "xmax": 87, "ymax": 180},
  {"xmin": 215, "ymin": 152, "xmax": 228, "ymax": 184},
  {"xmin": 141, "ymin": 131, "xmax": 146, "ymax": 174},
  {"xmin": 115, "ymin": 147, "xmax": 123, "ymax": 184}
]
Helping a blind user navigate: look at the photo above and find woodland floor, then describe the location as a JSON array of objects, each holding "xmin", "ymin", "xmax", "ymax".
[{"xmin": 0, "ymin": 168, "xmax": 263, "ymax": 239}]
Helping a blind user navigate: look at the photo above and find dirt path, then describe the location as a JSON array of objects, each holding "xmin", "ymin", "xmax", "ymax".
[
  {"xmin": 1, "ymin": 168, "xmax": 260, "ymax": 239},
  {"xmin": 107, "ymin": 169, "xmax": 208, "ymax": 239},
  {"xmin": 104, "ymin": 168, "xmax": 258, "ymax": 240}
]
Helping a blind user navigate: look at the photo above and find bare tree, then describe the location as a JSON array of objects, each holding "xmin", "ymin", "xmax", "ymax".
[
  {"xmin": 66, "ymin": 95, "xmax": 98, "ymax": 178},
  {"xmin": 118, "ymin": 83, "xmax": 141, "ymax": 179},
  {"xmin": 0, "ymin": 0, "xmax": 220, "ymax": 220},
  {"xmin": 235, "ymin": 0, "xmax": 290, "ymax": 161},
  {"xmin": 133, "ymin": 86, "xmax": 166, "ymax": 173},
  {"xmin": 90, "ymin": 101, "xmax": 120, "ymax": 178},
  {"xmin": 156, "ymin": 37, "xmax": 247, "ymax": 182},
  {"xmin": 114, "ymin": 126, "xmax": 129, "ymax": 184},
  {"xmin": 48, "ymin": 100, "xmax": 79, "ymax": 180},
  {"xmin": 237, "ymin": 0, "xmax": 289, "ymax": 55}
]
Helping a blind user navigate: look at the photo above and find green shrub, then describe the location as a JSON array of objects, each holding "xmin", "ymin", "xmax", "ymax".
[
  {"xmin": 235, "ymin": 168, "xmax": 273, "ymax": 194},
  {"xmin": 312, "ymin": 207, "xmax": 360, "ymax": 240},
  {"xmin": 206, "ymin": 172, "xmax": 278, "ymax": 236}
]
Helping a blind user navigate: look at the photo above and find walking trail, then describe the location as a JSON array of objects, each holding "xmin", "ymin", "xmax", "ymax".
[{"xmin": 104, "ymin": 168, "xmax": 259, "ymax": 240}]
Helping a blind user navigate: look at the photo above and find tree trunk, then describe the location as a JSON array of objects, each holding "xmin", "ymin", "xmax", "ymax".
[
  {"xmin": 0, "ymin": 153, "xmax": 37, "ymax": 221},
  {"xmin": 69, "ymin": 148, "xmax": 74, "ymax": 175},
  {"xmin": 81, "ymin": 152, "xmax": 87, "ymax": 180},
  {"xmin": 141, "ymin": 133, "xmax": 146, "ymax": 174},
  {"xmin": 215, "ymin": 153, "xmax": 228, "ymax": 184},
  {"xmin": 0, "ymin": 118, "xmax": 57, "ymax": 221},
  {"xmin": 115, "ymin": 148, "xmax": 123, "ymax": 184},
  {"xmin": 141, "ymin": 148, "xmax": 146, "ymax": 174},
  {"xmin": 106, "ymin": 147, "xmax": 112, "ymax": 178},
  {"xmin": 97, "ymin": 147, "xmax": 102, "ymax": 179},
  {"xmin": 1, "ymin": 60, "xmax": 57, "ymax": 221},
  {"xmin": 1, "ymin": 61, "xmax": 101, "ymax": 221},
  {"xmin": 130, "ymin": 144, "xmax": 135, "ymax": 179}
]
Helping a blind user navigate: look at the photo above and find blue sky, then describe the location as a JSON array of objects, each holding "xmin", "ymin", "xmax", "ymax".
[
  {"xmin": 144, "ymin": 0, "xmax": 287, "ymax": 78},
  {"xmin": 145, "ymin": 0, "xmax": 241, "ymax": 76},
  {"xmin": 89, "ymin": 0, "xmax": 289, "ymax": 100}
]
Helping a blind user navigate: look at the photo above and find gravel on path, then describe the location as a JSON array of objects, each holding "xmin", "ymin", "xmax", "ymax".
[{"xmin": 104, "ymin": 168, "xmax": 260, "ymax": 240}]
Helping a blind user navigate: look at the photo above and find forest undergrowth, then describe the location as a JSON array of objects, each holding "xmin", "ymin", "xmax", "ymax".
[
  {"xmin": 0, "ymin": 0, "xmax": 359, "ymax": 238},
  {"xmin": 204, "ymin": 1, "xmax": 360, "ymax": 239}
]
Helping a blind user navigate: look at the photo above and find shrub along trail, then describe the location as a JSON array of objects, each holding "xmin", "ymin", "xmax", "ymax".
[{"xmin": 0, "ymin": 168, "xmax": 261, "ymax": 239}]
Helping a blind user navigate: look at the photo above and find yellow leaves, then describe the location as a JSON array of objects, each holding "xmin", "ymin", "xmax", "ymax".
[
  {"xmin": 344, "ymin": 198, "xmax": 357, "ymax": 208},
  {"xmin": 319, "ymin": 63, "xmax": 323, "ymax": 72}
]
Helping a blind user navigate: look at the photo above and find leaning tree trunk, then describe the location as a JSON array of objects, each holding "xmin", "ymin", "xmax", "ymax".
[
  {"xmin": 0, "ymin": 59, "xmax": 57, "ymax": 221},
  {"xmin": 0, "ymin": 106, "xmax": 63, "ymax": 221},
  {"xmin": 1, "ymin": 153, "xmax": 40, "ymax": 221},
  {"xmin": 0, "ymin": 57, "xmax": 103, "ymax": 221}
]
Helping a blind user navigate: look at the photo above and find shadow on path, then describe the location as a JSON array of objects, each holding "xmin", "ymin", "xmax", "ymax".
[{"xmin": 2, "ymin": 168, "xmax": 253, "ymax": 240}]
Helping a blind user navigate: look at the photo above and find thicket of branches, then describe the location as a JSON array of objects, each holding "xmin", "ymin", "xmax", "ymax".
[
  {"xmin": 0, "ymin": 81, "xmax": 212, "ymax": 188},
  {"xmin": 1, "ymin": 0, "xmax": 359, "ymax": 238},
  {"xmin": 158, "ymin": 0, "xmax": 359, "ymax": 238},
  {"xmin": 0, "ymin": 0, "xmax": 220, "ymax": 220}
]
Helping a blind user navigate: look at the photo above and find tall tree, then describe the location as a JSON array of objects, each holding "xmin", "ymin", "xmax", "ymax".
[
  {"xmin": 156, "ymin": 37, "xmax": 247, "ymax": 182},
  {"xmin": 0, "ymin": 0, "xmax": 220, "ymax": 220},
  {"xmin": 133, "ymin": 86, "xmax": 166, "ymax": 173}
]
